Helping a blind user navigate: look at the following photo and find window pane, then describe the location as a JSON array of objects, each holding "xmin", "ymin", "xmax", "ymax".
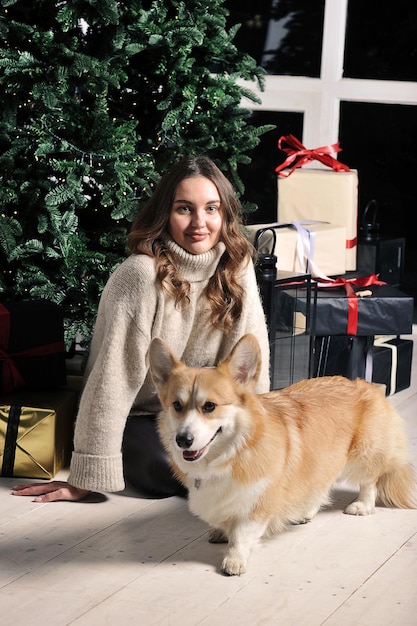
[
  {"xmin": 339, "ymin": 101, "xmax": 417, "ymax": 291},
  {"xmin": 240, "ymin": 110, "xmax": 304, "ymax": 224},
  {"xmin": 344, "ymin": 0, "xmax": 417, "ymax": 81},
  {"xmin": 225, "ymin": 0, "xmax": 325, "ymax": 77}
]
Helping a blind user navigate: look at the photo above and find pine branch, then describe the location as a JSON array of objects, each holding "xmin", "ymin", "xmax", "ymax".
[{"xmin": 0, "ymin": 0, "xmax": 273, "ymax": 346}]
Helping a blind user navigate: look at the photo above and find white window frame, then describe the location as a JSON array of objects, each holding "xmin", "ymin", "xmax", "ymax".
[{"xmin": 239, "ymin": 0, "xmax": 417, "ymax": 149}]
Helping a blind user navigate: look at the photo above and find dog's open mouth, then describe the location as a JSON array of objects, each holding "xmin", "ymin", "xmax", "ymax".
[{"xmin": 182, "ymin": 427, "xmax": 222, "ymax": 462}]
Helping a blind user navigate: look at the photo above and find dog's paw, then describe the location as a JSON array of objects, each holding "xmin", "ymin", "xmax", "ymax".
[
  {"xmin": 344, "ymin": 500, "xmax": 375, "ymax": 516},
  {"xmin": 292, "ymin": 517, "xmax": 312, "ymax": 525},
  {"xmin": 209, "ymin": 528, "xmax": 228, "ymax": 543},
  {"xmin": 221, "ymin": 554, "xmax": 247, "ymax": 576},
  {"xmin": 291, "ymin": 505, "xmax": 320, "ymax": 525}
]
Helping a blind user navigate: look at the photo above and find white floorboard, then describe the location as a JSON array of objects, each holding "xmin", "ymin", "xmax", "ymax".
[{"xmin": 1, "ymin": 328, "xmax": 416, "ymax": 626}]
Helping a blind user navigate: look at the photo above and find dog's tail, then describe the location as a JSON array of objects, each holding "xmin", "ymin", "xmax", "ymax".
[{"xmin": 377, "ymin": 463, "xmax": 417, "ymax": 509}]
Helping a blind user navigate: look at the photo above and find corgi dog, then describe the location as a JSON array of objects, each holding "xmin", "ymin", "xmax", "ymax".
[{"xmin": 148, "ymin": 333, "xmax": 417, "ymax": 576}]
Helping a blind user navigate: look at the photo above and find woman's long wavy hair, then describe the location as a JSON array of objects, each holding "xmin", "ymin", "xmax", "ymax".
[{"xmin": 127, "ymin": 156, "xmax": 254, "ymax": 332}]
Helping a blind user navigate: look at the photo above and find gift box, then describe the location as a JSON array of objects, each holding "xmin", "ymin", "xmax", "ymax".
[
  {"xmin": 246, "ymin": 221, "xmax": 346, "ymax": 277},
  {"xmin": 277, "ymin": 168, "xmax": 358, "ymax": 271},
  {"xmin": 372, "ymin": 337, "xmax": 413, "ymax": 395},
  {"xmin": 0, "ymin": 300, "xmax": 66, "ymax": 393},
  {"xmin": 313, "ymin": 335, "xmax": 374, "ymax": 380},
  {"xmin": 313, "ymin": 284, "xmax": 414, "ymax": 336},
  {"xmin": 278, "ymin": 282, "xmax": 414, "ymax": 337},
  {"xmin": 0, "ymin": 387, "xmax": 78, "ymax": 479}
]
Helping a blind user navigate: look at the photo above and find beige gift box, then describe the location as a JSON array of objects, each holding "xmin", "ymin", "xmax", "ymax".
[
  {"xmin": 246, "ymin": 221, "xmax": 346, "ymax": 277},
  {"xmin": 277, "ymin": 168, "xmax": 358, "ymax": 270}
]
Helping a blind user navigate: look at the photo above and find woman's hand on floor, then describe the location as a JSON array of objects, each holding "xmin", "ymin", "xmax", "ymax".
[{"xmin": 11, "ymin": 481, "xmax": 90, "ymax": 502}]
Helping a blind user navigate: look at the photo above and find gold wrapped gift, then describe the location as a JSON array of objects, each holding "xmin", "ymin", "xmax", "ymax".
[{"xmin": 0, "ymin": 388, "xmax": 78, "ymax": 479}]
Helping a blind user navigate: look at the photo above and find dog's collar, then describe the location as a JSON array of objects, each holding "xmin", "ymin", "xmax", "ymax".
[{"xmin": 194, "ymin": 478, "xmax": 201, "ymax": 490}]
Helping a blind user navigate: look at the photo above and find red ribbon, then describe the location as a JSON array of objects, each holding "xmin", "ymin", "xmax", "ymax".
[
  {"xmin": 317, "ymin": 274, "xmax": 386, "ymax": 335},
  {"xmin": 275, "ymin": 134, "xmax": 350, "ymax": 177},
  {"xmin": 346, "ymin": 237, "xmax": 357, "ymax": 250},
  {"xmin": 0, "ymin": 304, "xmax": 66, "ymax": 393}
]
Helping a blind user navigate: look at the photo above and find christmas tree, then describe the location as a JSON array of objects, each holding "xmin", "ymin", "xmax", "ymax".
[{"xmin": 0, "ymin": 0, "xmax": 271, "ymax": 347}]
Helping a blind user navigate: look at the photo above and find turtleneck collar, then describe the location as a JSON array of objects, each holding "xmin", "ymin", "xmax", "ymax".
[{"xmin": 162, "ymin": 235, "xmax": 226, "ymax": 282}]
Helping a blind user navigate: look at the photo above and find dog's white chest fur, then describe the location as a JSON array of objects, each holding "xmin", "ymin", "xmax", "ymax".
[{"xmin": 187, "ymin": 472, "xmax": 269, "ymax": 528}]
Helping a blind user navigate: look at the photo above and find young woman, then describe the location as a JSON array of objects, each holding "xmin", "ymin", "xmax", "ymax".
[{"xmin": 12, "ymin": 156, "xmax": 270, "ymax": 502}]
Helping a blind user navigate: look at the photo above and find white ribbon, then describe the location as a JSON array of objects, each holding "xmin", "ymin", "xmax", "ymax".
[
  {"xmin": 265, "ymin": 220, "xmax": 333, "ymax": 280},
  {"xmin": 291, "ymin": 220, "xmax": 332, "ymax": 280}
]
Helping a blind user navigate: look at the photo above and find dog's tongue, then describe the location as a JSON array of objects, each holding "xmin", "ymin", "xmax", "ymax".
[
  {"xmin": 183, "ymin": 449, "xmax": 202, "ymax": 461},
  {"xmin": 181, "ymin": 429, "xmax": 221, "ymax": 462}
]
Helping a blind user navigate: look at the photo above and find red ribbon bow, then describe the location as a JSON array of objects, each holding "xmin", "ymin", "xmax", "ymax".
[
  {"xmin": 275, "ymin": 134, "xmax": 350, "ymax": 177},
  {"xmin": 317, "ymin": 274, "xmax": 386, "ymax": 335},
  {"xmin": 0, "ymin": 304, "xmax": 66, "ymax": 393}
]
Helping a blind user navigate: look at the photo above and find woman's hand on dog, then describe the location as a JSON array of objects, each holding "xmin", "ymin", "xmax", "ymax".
[{"xmin": 11, "ymin": 481, "xmax": 90, "ymax": 502}]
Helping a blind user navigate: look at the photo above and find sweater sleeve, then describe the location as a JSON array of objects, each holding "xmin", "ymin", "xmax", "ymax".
[{"xmin": 68, "ymin": 260, "xmax": 156, "ymax": 492}]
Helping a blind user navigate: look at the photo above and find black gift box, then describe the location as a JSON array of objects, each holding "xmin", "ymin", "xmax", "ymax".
[
  {"xmin": 0, "ymin": 300, "xmax": 66, "ymax": 393},
  {"xmin": 313, "ymin": 336, "xmax": 374, "ymax": 380},
  {"xmin": 279, "ymin": 284, "xmax": 413, "ymax": 336},
  {"xmin": 313, "ymin": 285, "xmax": 413, "ymax": 336},
  {"xmin": 372, "ymin": 337, "xmax": 413, "ymax": 395}
]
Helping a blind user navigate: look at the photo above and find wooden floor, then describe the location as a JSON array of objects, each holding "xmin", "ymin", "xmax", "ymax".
[{"xmin": 1, "ymin": 331, "xmax": 416, "ymax": 626}]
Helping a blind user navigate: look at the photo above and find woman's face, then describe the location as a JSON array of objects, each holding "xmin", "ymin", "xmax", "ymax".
[{"xmin": 168, "ymin": 176, "xmax": 223, "ymax": 254}]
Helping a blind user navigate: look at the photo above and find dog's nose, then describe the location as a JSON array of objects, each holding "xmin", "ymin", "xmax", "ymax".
[{"xmin": 176, "ymin": 431, "xmax": 194, "ymax": 449}]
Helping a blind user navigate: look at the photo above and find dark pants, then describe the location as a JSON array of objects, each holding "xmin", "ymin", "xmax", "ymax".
[{"xmin": 122, "ymin": 414, "xmax": 187, "ymax": 499}]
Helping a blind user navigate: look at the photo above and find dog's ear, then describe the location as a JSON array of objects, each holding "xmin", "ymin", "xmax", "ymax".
[
  {"xmin": 223, "ymin": 334, "xmax": 261, "ymax": 387},
  {"xmin": 148, "ymin": 338, "xmax": 178, "ymax": 389}
]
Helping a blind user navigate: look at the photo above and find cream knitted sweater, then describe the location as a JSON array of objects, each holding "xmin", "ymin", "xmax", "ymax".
[{"xmin": 68, "ymin": 237, "xmax": 270, "ymax": 492}]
